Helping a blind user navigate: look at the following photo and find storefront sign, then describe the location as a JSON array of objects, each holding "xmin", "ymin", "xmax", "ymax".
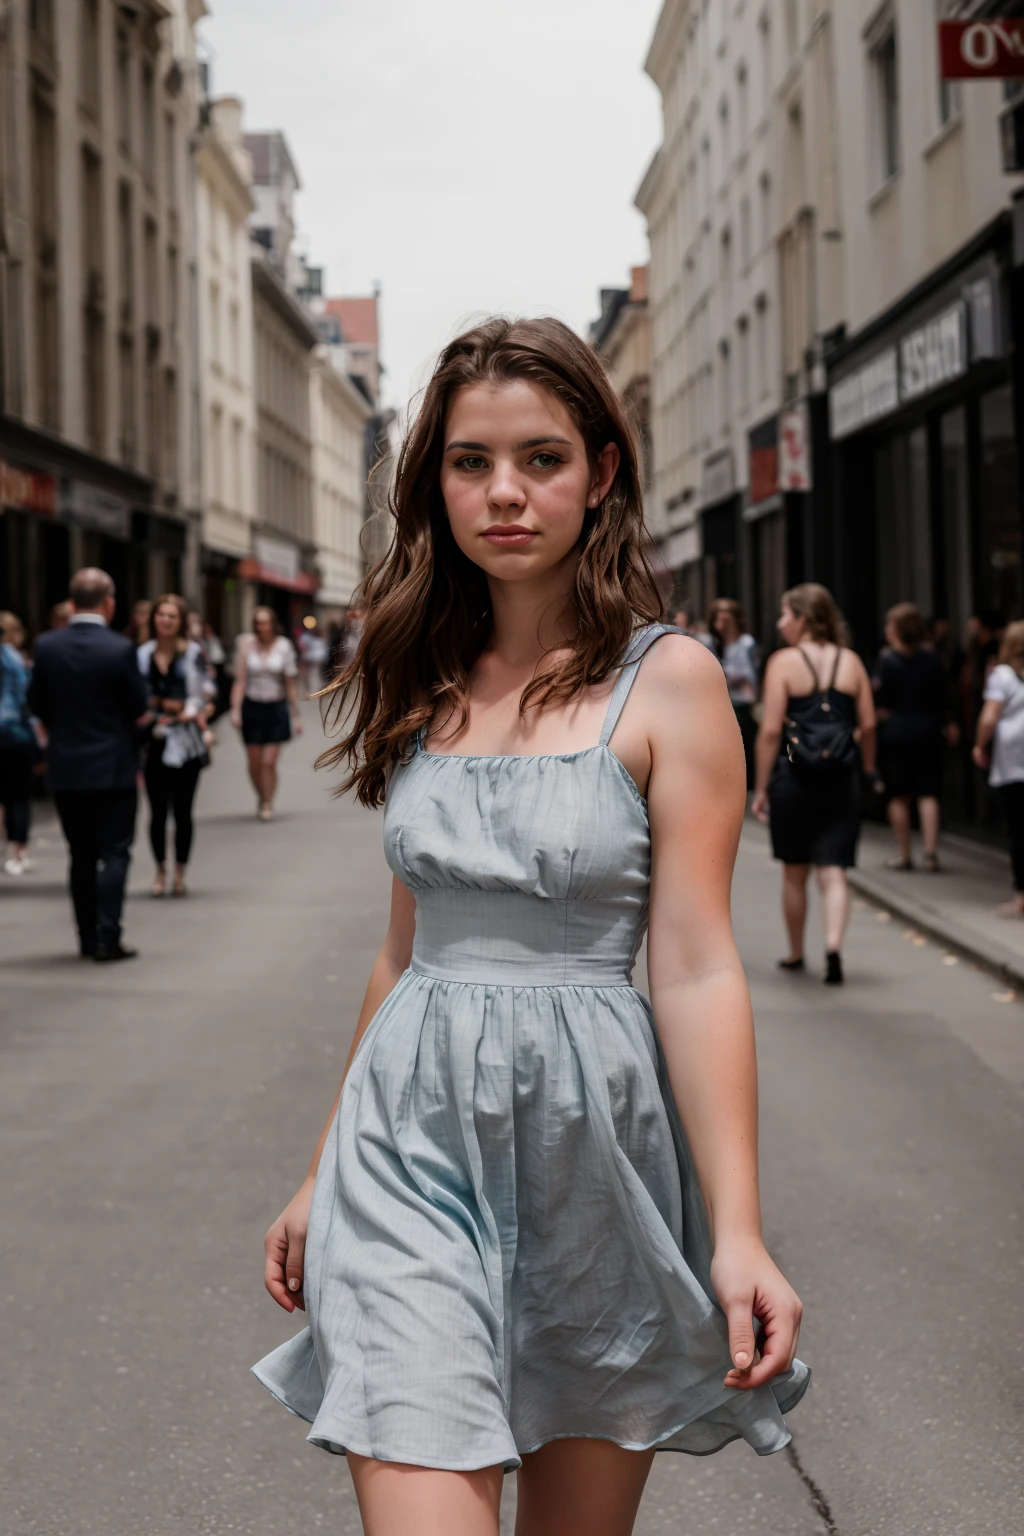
[
  {"xmin": 829, "ymin": 349, "xmax": 898, "ymax": 440},
  {"xmin": 61, "ymin": 482, "xmax": 130, "ymax": 539},
  {"xmin": 899, "ymin": 301, "xmax": 966, "ymax": 403},
  {"xmin": 254, "ymin": 534, "xmax": 299, "ymax": 584},
  {"xmin": 0, "ymin": 456, "xmax": 56, "ymax": 515},
  {"xmin": 939, "ymin": 20, "xmax": 1024, "ymax": 80},
  {"xmin": 748, "ymin": 418, "xmax": 778, "ymax": 506},
  {"xmin": 779, "ymin": 403, "xmax": 812, "ymax": 491},
  {"xmin": 700, "ymin": 450, "xmax": 735, "ymax": 508}
]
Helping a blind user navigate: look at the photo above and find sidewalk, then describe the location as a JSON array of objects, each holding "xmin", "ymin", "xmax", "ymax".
[{"xmin": 846, "ymin": 821, "xmax": 1024, "ymax": 990}]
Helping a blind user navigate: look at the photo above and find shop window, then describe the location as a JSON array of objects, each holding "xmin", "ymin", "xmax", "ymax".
[
  {"xmin": 979, "ymin": 386, "xmax": 1022, "ymax": 621},
  {"xmin": 936, "ymin": 1, "xmax": 961, "ymax": 129},
  {"xmin": 875, "ymin": 427, "xmax": 932, "ymax": 628},
  {"xmin": 940, "ymin": 407, "xmax": 971, "ymax": 649}
]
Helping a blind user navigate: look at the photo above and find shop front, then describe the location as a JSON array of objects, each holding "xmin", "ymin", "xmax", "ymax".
[
  {"xmin": 237, "ymin": 534, "xmax": 319, "ymax": 635},
  {"xmin": 827, "ymin": 219, "xmax": 1019, "ymax": 828},
  {"xmin": 743, "ymin": 408, "xmax": 815, "ymax": 654},
  {"xmin": 698, "ymin": 450, "xmax": 740, "ymax": 615}
]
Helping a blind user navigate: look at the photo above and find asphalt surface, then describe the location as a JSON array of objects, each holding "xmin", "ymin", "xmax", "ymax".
[{"xmin": 2, "ymin": 707, "xmax": 1022, "ymax": 1535}]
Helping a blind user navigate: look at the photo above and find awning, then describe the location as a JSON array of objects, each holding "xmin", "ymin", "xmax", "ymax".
[{"xmin": 237, "ymin": 558, "xmax": 319, "ymax": 595}]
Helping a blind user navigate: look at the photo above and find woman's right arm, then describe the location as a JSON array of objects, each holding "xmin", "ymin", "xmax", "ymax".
[
  {"xmin": 852, "ymin": 656, "xmax": 878, "ymax": 776},
  {"xmin": 230, "ymin": 642, "xmax": 248, "ymax": 728},
  {"xmin": 751, "ymin": 654, "xmax": 788, "ymax": 820},
  {"xmin": 974, "ymin": 698, "xmax": 1004, "ymax": 767},
  {"xmin": 263, "ymin": 876, "xmax": 417, "ymax": 1314}
]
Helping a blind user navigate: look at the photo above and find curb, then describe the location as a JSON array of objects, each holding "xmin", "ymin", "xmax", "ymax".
[{"xmin": 845, "ymin": 867, "xmax": 1024, "ymax": 993}]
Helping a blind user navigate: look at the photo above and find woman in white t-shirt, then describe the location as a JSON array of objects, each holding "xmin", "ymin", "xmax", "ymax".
[
  {"xmin": 230, "ymin": 606, "xmax": 302, "ymax": 821},
  {"xmin": 974, "ymin": 620, "xmax": 1024, "ymax": 915}
]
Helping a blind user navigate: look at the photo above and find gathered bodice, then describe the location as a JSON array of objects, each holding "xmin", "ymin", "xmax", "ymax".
[{"xmin": 382, "ymin": 626, "xmax": 680, "ymax": 986}]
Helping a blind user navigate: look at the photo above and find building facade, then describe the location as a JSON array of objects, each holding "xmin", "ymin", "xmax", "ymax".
[
  {"xmin": 247, "ymin": 253, "xmax": 319, "ymax": 628},
  {"xmin": 194, "ymin": 94, "xmax": 256, "ymax": 643},
  {"xmin": 591, "ymin": 265, "xmax": 652, "ymax": 491},
  {"xmin": 637, "ymin": 0, "xmax": 802, "ymax": 630},
  {"xmin": 309, "ymin": 350, "xmax": 372, "ymax": 616},
  {"xmin": 0, "ymin": 0, "xmax": 204, "ymax": 632}
]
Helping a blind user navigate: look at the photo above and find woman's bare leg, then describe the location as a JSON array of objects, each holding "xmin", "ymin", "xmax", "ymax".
[
  {"xmin": 815, "ymin": 864, "xmax": 850, "ymax": 953},
  {"xmin": 245, "ymin": 744, "xmax": 263, "ymax": 801},
  {"xmin": 347, "ymin": 1454, "xmax": 503, "ymax": 1536},
  {"xmin": 918, "ymin": 796, "xmax": 941, "ymax": 858},
  {"xmin": 781, "ymin": 862, "xmax": 810, "ymax": 960},
  {"xmin": 887, "ymin": 796, "xmax": 912, "ymax": 863},
  {"xmin": 261, "ymin": 744, "xmax": 280, "ymax": 808},
  {"xmin": 515, "ymin": 1438, "xmax": 655, "ymax": 1536}
]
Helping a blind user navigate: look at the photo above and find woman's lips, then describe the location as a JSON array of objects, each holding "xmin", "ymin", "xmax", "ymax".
[{"xmin": 482, "ymin": 525, "xmax": 537, "ymax": 546}]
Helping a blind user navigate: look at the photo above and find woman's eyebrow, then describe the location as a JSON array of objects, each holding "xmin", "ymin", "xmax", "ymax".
[
  {"xmin": 445, "ymin": 440, "xmax": 488, "ymax": 452},
  {"xmin": 444, "ymin": 435, "xmax": 573, "ymax": 453}
]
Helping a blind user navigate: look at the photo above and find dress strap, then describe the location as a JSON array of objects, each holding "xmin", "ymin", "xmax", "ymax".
[{"xmin": 598, "ymin": 623, "xmax": 686, "ymax": 747}]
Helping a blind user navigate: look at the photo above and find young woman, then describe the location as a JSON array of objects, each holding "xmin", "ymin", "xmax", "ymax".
[
  {"xmin": 872, "ymin": 602, "xmax": 951, "ymax": 872},
  {"xmin": 138, "ymin": 595, "xmax": 210, "ymax": 897},
  {"xmin": 0, "ymin": 611, "xmax": 38, "ymax": 876},
  {"xmin": 230, "ymin": 606, "xmax": 301, "ymax": 821},
  {"xmin": 974, "ymin": 620, "xmax": 1024, "ymax": 916},
  {"xmin": 709, "ymin": 598, "xmax": 760, "ymax": 789},
  {"xmin": 253, "ymin": 319, "xmax": 807, "ymax": 1536},
  {"xmin": 753, "ymin": 584, "xmax": 877, "ymax": 985}
]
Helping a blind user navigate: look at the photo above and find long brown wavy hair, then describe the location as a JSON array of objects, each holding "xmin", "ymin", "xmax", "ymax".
[{"xmin": 319, "ymin": 316, "xmax": 662, "ymax": 807}]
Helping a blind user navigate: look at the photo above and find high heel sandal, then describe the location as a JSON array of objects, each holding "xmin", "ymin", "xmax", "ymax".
[
  {"xmin": 172, "ymin": 869, "xmax": 187, "ymax": 897},
  {"xmin": 151, "ymin": 867, "xmax": 167, "ymax": 897}
]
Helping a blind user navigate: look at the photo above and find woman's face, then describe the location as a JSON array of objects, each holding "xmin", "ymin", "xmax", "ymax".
[
  {"xmin": 439, "ymin": 381, "xmax": 619, "ymax": 586},
  {"xmin": 153, "ymin": 603, "xmax": 181, "ymax": 641},
  {"xmin": 777, "ymin": 601, "xmax": 804, "ymax": 647},
  {"xmin": 254, "ymin": 611, "xmax": 274, "ymax": 642}
]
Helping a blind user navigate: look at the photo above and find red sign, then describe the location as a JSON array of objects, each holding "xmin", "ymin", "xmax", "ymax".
[
  {"xmin": 749, "ymin": 445, "xmax": 777, "ymax": 506},
  {"xmin": 939, "ymin": 19, "xmax": 1024, "ymax": 79},
  {"xmin": 0, "ymin": 456, "xmax": 56, "ymax": 515}
]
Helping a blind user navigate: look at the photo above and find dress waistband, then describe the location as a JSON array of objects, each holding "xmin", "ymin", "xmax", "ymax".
[{"xmin": 410, "ymin": 888, "xmax": 641, "ymax": 987}]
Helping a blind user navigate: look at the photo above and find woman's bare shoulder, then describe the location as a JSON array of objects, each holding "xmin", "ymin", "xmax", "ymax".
[{"xmin": 640, "ymin": 631, "xmax": 727, "ymax": 699}]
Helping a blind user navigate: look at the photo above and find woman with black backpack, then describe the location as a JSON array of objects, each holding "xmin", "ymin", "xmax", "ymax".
[{"xmin": 752, "ymin": 584, "xmax": 878, "ymax": 985}]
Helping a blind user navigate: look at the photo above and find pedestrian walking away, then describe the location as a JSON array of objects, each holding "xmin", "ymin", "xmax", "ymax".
[
  {"xmin": 709, "ymin": 597, "xmax": 760, "ymax": 790},
  {"xmin": 752, "ymin": 583, "xmax": 877, "ymax": 986},
  {"xmin": 138, "ymin": 595, "xmax": 211, "ymax": 899},
  {"xmin": 0, "ymin": 611, "xmax": 40, "ymax": 876},
  {"xmin": 973, "ymin": 619, "xmax": 1024, "ymax": 917},
  {"xmin": 872, "ymin": 602, "xmax": 954, "ymax": 873},
  {"xmin": 253, "ymin": 318, "xmax": 806, "ymax": 1536},
  {"xmin": 230, "ymin": 607, "xmax": 302, "ymax": 821},
  {"xmin": 27, "ymin": 568, "xmax": 149, "ymax": 962}
]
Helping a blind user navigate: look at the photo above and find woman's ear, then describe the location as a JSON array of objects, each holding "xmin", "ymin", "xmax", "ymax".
[{"xmin": 587, "ymin": 442, "xmax": 621, "ymax": 509}]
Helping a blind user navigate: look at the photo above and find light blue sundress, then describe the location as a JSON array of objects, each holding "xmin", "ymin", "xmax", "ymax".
[{"xmin": 253, "ymin": 624, "xmax": 810, "ymax": 1470}]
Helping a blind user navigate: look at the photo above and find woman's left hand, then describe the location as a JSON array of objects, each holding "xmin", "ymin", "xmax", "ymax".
[
  {"xmin": 710, "ymin": 1235, "xmax": 802, "ymax": 1390},
  {"xmin": 750, "ymin": 789, "xmax": 769, "ymax": 823},
  {"xmin": 972, "ymin": 743, "xmax": 989, "ymax": 770},
  {"xmin": 292, "ymin": 713, "xmax": 303, "ymax": 737}
]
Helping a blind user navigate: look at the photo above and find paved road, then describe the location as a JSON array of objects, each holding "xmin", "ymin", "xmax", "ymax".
[{"xmin": 2, "ymin": 708, "xmax": 1022, "ymax": 1535}]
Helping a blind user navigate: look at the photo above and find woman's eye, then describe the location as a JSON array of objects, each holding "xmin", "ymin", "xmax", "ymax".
[
  {"xmin": 530, "ymin": 452, "xmax": 562, "ymax": 469},
  {"xmin": 455, "ymin": 455, "xmax": 487, "ymax": 472}
]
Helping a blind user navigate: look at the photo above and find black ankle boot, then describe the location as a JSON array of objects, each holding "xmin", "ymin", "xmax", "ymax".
[{"xmin": 824, "ymin": 950, "xmax": 843, "ymax": 985}]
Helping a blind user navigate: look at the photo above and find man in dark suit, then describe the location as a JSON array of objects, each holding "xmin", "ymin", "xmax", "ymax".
[{"xmin": 29, "ymin": 568, "xmax": 149, "ymax": 961}]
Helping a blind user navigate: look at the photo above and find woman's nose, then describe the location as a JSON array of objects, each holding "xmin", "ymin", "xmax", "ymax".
[{"xmin": 487, "ymin": 460, "xmax": 526, "ymax": 509}]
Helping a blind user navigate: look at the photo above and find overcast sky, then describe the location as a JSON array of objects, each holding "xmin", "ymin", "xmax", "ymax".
[{"xmin": 199, "ymin": 0, "xmax": 664, "ymax": 414}]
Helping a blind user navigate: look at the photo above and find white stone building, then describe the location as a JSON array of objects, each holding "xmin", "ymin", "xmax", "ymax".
[
  {"xmin": 310, "ymin": 351, "xmax": 372, "ymax": 616},
  {"xmin": 194, "ymin": 94, "xmax": 256, "ymax": 642},
  {"xmin": 0, "ymin": 0, "xmax": 204, "ymax": 630}
]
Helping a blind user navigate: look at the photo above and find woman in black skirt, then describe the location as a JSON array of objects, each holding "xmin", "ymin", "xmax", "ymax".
[
  {"xmin": 230, "ymin": 607, "xmax": 301, "ymax": 821},
  {"xmin": 752, "ymin": 584, "xmax": 877, "ymax": 985},
  {"xmin": 872, "ymin": 602, "xmax": 952, "ymax": 872}
]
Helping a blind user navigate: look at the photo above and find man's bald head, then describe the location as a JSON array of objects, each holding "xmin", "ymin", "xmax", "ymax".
[{"xmin": 69, "ymin": 568, "xmax": 116, "ymax": 621}]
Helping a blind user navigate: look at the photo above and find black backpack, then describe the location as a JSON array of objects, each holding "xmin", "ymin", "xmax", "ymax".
[{"xmin": 784, "ymin": 648, "xmax": 858, "ymax": 778}]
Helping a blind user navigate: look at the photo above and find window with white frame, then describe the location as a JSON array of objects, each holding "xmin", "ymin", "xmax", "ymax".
[
  {"xmin": 868, "ymin": 8, "xmax": 901, "ymax": 184},
  {"xmin": 935, "ymin": 0, "xmax": 961, "ymax": 128},
  {"xmin": 737, "ymin": 316, "xmax": 750, "ymax": 417}
]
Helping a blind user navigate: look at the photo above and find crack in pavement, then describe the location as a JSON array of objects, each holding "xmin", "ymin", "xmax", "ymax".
[{"xmin": 786, "ymin": 1441, "xmax": 839, "ymax": 1535}]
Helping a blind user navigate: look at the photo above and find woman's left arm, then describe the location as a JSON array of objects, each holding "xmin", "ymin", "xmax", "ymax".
[
  {"xmin": 644, "ymin": 637, "xmax": 802, "ymax": 1390},
  {"xmin": 284, "ymin": 649, "xmax": 303, "ymax": 736}
]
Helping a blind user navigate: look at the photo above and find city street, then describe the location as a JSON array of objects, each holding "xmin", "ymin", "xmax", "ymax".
[{"xmin": 2, "ymin": 708, "xmax": 1023, "ymax": 1536}]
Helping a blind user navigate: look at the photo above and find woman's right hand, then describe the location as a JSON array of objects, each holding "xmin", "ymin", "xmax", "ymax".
[
  {"xmin": 264, "ymin": 1176, "xmax": 315, "ymax": 1313},
  {"xmin": 751, "ymin": 789, "xmax": 769, "ymax": 823},
  {"xmin": 230, "ymin": 709, "xmax": 242, "ymax": 731}
]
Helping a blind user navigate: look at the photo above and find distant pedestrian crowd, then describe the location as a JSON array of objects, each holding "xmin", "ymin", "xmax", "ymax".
[
  {"xmin": 667, "ymin": 589, "xmax": 1024, "ymax": 980},
  {"xmin": 0, "ymin": 568, "xmax": 368, "ymax": 962}
]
